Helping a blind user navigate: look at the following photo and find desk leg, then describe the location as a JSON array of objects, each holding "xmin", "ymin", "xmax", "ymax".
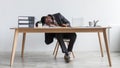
[
  {"xmin": 103, "ymin": 29, "xmax": 112, "ymax": 67},
  {"xmin": 10, "ymin": 30, "xmax": 19, "ymax": 66},
  {"xmin": 21, "ymin": 33, "xmax": 26, "ymax": 58},
  {"xmin": 98, "ymin": 32, "xmax": 104, "ymax": 57}
]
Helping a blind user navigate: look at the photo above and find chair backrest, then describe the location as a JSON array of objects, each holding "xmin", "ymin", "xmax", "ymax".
[{"xmin": 63, "ymin": 39, "xmax": 70, "ymax": 42}]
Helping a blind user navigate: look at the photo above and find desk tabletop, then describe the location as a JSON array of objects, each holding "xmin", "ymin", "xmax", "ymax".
[
  {"xmin": 10, "ymin": 26, "xmax": 111, "ymax": 33},
  {"xmin": 10, "ymin": 26, "xmax": 111, "ymax": 29}
]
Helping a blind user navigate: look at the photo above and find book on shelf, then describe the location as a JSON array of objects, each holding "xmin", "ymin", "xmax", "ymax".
[
  {"xmin": 18, "ymin": 16, "xmax": 34, "ymax": 20},
  {"xmin": 18, "ymin": 23, "xmax": 34, "ymax": 28}
]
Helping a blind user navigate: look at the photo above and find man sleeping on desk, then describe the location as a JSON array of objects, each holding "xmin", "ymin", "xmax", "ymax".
[{"xmin": 36, "ymin": 13, "xmax": 77, "ymax": 63}]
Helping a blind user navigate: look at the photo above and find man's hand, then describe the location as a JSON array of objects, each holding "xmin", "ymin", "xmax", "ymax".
[{"xmin": 61, "ymin": 24, "xmax": 69, "ymax": 27}]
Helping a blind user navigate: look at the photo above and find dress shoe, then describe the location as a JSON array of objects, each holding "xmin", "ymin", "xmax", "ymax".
[{"xmin": 64, "ymin": 54, "xmax": 70, "ymax": 63}]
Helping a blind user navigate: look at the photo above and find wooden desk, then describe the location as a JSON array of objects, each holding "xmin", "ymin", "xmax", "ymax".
[{"xmin": 10, "ymin": 27, "xmax": 112, "ymax": 67}]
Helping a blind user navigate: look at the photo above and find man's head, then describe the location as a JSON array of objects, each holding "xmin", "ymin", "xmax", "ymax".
[{"xmin": 41, "ymin": 15, "xmax": 54, "ymax": 25}]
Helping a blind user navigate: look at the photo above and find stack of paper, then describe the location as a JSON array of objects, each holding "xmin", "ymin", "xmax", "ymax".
[{"xmin": 18, "ymin": 16, "xmax": 35, "ymax": 28}]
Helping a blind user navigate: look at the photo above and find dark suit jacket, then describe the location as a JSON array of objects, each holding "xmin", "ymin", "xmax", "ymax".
[{"xmin": 45, "ymin": 13, "xmax": 70, "ymax": 44}]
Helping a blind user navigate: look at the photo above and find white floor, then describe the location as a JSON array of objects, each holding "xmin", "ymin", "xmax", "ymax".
[{"xmin": 0, "ymin": 51, "xmax": 120, "ymax": 68}]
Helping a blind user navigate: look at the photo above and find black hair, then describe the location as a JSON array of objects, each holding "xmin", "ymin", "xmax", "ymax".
[
  {"xmin": 48, "ymin": 14, "xmax": 54, "ymax": 20},
  {"xmin": 41, "ymin": 16, "xmax": 46, "ymax": 25}
]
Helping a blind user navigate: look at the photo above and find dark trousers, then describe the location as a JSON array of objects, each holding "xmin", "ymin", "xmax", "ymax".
[{"xmin": 55, "ymin": 33, "xmax": 76, "ymax": 55}]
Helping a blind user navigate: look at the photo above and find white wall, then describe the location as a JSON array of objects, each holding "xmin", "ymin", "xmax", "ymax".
[{"xmin": 0, "ymin": 0, "xmax": 120, "ymax": 52}]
